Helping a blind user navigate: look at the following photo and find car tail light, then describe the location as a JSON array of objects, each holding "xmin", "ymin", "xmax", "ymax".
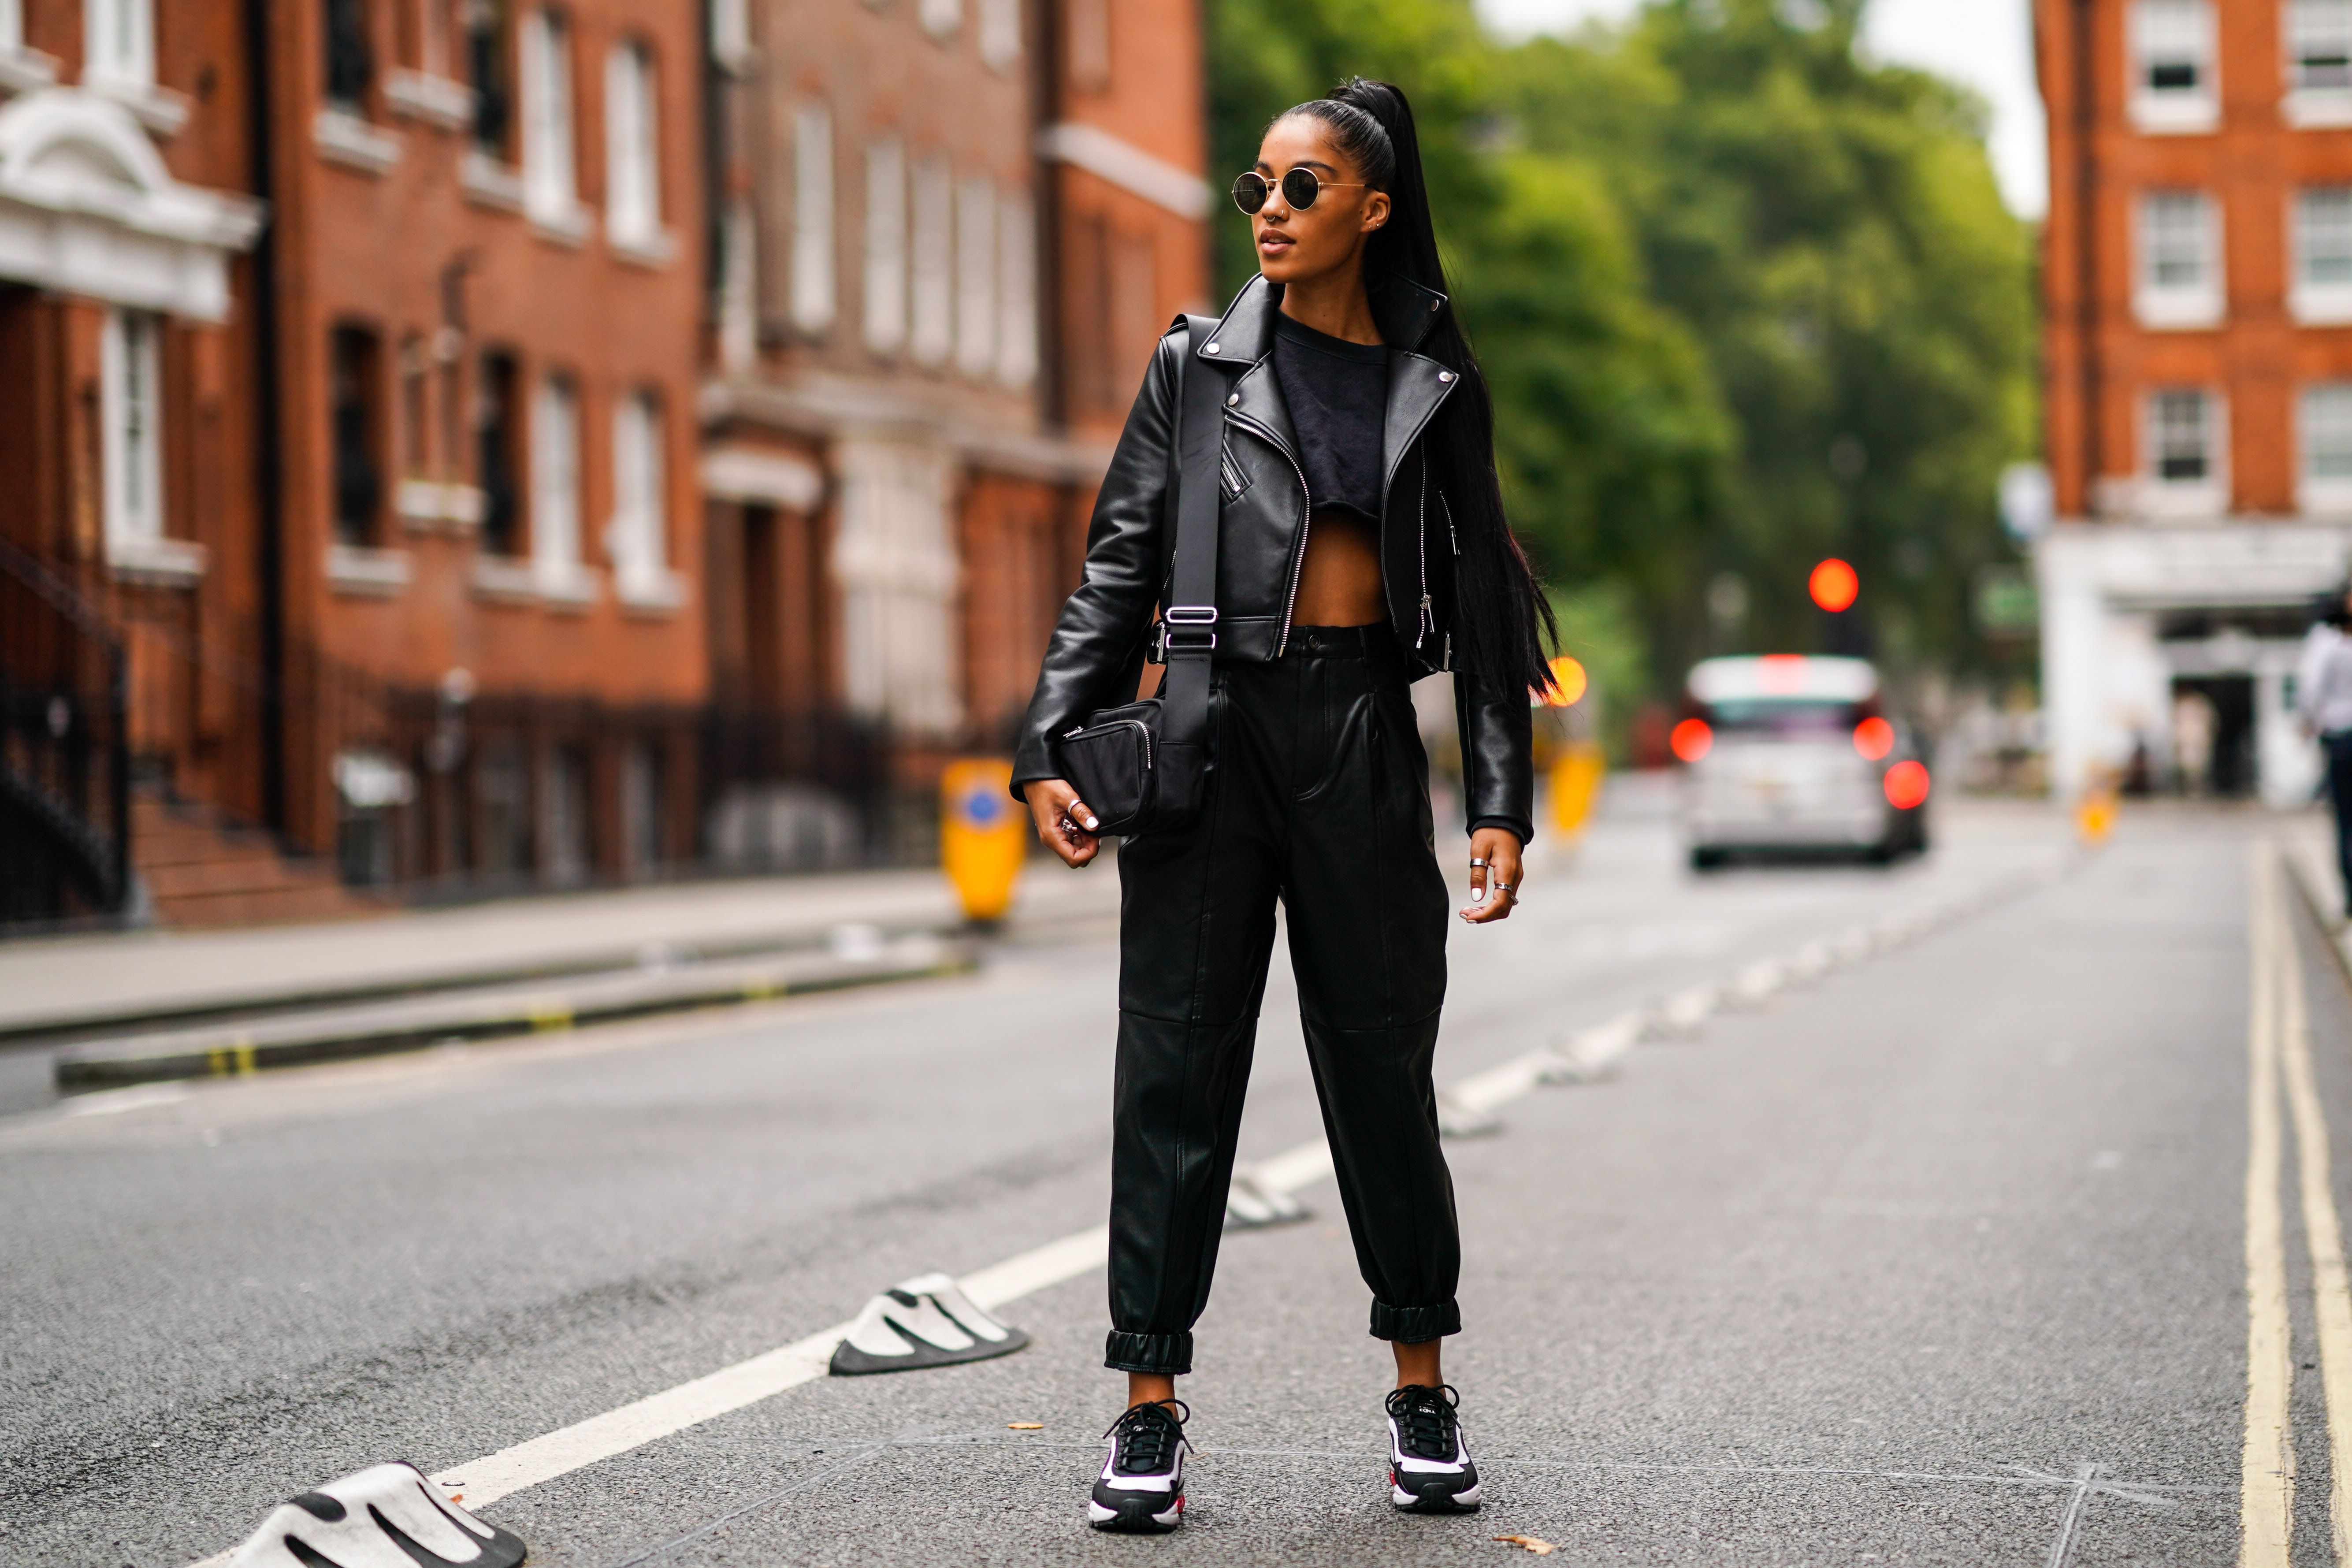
[
  {"xmin": 1670, "ymin": 718, "xmax": 1713, "ymax": 763},
  {"xmin": 1884, "ymin": 760, "xmax": 1929, "ymax": 810},
  {"xmin": 1852, "ymin": 717, "xmax": 1894, "ymax": 760}
]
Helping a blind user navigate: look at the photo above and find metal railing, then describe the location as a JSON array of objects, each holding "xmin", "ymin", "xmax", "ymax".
[{"xmin": 0, "ymin": 540, "xmax": 130, "ymax": 926}]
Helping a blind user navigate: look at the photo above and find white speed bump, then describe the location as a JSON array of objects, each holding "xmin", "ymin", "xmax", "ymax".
[
  {"xmin": 227, "ymin": 1461, "xmax": 523, "ymax": 1568},
  {"xmin": 828, "ymin": 1271, "xmax": 1031, "ymax": 1375}
]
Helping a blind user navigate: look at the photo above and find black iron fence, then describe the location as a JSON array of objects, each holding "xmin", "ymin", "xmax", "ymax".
[{"xmin": 0, "ymin": 540, "xmax": 130, "ymax": 927}]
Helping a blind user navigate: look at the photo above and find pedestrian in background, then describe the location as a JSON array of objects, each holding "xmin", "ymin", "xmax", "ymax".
[
  {"xmin": 1012, "ymin": 77, "xmax": 1553, "ymax": 1533},
  {"xmin": 2299, "ymin": 585, "xmax": 2352, "ymax": 915}
]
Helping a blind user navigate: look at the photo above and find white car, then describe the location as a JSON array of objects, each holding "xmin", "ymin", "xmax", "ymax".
[{"xmin": 1675, "ymin": 655, "xmax": 1929, "ymax": 870}]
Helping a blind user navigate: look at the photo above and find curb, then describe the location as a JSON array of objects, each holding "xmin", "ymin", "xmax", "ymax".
[{"xmin": 52, "ymin": 937, "xmax": 975, "ymax": 1091}]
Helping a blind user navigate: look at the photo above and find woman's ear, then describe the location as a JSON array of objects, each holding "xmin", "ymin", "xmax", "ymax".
[{"xmin": 1362, "ymin": 190, "xmax": 1391, "ymax": 234}]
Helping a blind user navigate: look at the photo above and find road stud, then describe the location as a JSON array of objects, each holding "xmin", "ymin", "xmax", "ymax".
[
  {"xmin": 227, "ymin": 1460, "xmax": 524, "ymax": 1568},
  {"xmin": 829, "ymin": 1271, "xmax": 1031, "ymax": 1375}
]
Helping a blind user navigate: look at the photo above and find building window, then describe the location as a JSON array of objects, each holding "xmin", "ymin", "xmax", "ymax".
[
  {"xmin": 101, "ymin": 308, "xmax": 163, "ymax": 549},
  {"xmin": 955, "ymin": 174, "xmax": 995, "ymax": 378},
  {"xmin": 2136, "ymin": 190, "xmax": 2223, "ymax": 328},
  {"xmin": 330, "ymin": 325, "xmax": 384, "ymax": 546},
  {"xmin": 531, "ymin": 372, "xmax": 580, "ymax": 579},
  {"xmin": 2130, "ymin": 0, "xmax": 2218, "ymax": 132},
  {"xmin": 323, "ymin": 0, "xmax": 374, "ymax": 107},
  {"xmin": 708, "ymin": 0, "xmax": 749, "ymax": 71},
  {"xmin": 790, "ymin": 104, "xmax": 836, "ymax": 332},
  {"xmin": 2303, "ymin": 383, "xmax": 2352, "ymax": 514},
  {"xmin": 400, "ymin": 333, "xmax": 429, "ymax": 478},
  {"xmin": 2145, "ymin": 388, "xmax": 2226, "ymax": 517},
  {"xmin": 2295, "ymin": 188, "xmax": 2352, "ymax": 322},
  {"xmin": 519, "ymin": 7, "xmax": 576, "ymax": 223},
  {"xmin": 910, "ymin": 154, "xmax": 952, "ymax": 368},
  {"xmin": 864, "ymin": 136, "xmax": 907, "ymax": 355},
  {"xmin": 608, "ymin": 388, "xmax": 674, "ymax": 602},
  {"xmin": 603, "ymin": 41, "xmax": 658, "ymax": 249},
  {"xmin": 978, "ymin": 0, "xmax": 1019, "ymax": 70},
  {"xmin": 477, "ymin": 349, "xmax": 521, "ymax": 554},
  {"xmin": 86, "ymin": 0, "xmax": 155, "ymax": 89},
  {"xmin": 465, "ymin": 0, "xmax": 511, "ymax": 155},
  {"xmin": 995, "ymin": 186, "xmax": 1037, "ymax": 387},
  {"xmin": 2291, "ymin": 0, "xmax": 2352, "ymax": 90}
]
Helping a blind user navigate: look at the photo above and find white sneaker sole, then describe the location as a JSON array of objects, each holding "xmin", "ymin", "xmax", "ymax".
[
  {"xmin": 1392, "ymin": 1480, "xmax": 1482, "ymax": 1511},
  {"xmin": 1088, "ymin": 1497, "xmax": 1183, "ymax": 1531}
]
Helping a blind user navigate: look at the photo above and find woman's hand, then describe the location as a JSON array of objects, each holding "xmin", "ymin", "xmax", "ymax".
[
  {"xmin": 1460, "ymin": 827, "xmax": 1524, "ymax": 924},
  {"xmin": 1023, "ymin": 779, "xmax": 1102, "ymax": 869}
]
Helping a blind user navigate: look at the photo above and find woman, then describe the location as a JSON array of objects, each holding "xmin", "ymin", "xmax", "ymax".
[{"xmin": 1011, "ymin": 77, "xmax": 1555, "ymax": 1532}]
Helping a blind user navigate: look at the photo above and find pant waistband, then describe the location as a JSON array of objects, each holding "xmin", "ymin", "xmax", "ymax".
[{"xmin": 1285, "ymin": 623, "xmax": 1398, "ymax": 659}]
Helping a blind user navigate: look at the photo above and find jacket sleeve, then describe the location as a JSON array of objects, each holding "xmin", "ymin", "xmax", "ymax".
[
  {"xmin": 1454, "ymin": 662, "xmax": 1536, "ymax": 846},
  {"xmin": 1010, "ymin": 327, "xmax": 1187, "ymax": 795}
]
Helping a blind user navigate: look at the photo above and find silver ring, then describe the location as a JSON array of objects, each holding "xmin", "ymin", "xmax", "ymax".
[
  {"xmin": 1469, "ymin": 857, "xmax": 1488, "ymax": 868},
  {"xmin": 1492, "ymin": 881, "xmax": 1516, "ymax": 893}
]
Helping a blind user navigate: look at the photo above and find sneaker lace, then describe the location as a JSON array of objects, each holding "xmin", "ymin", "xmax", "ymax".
[
  {"xmin": 1104, "ymin": 1399, "xmax": 1189, "ymax": 1475},
  {"xmin": 1386, "ymin": 1383, "xmax": 1460, "ymax": 1460}
]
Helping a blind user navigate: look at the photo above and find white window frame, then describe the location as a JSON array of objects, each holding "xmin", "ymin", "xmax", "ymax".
[
  {"xmin": 530, "ymin": 372, "xmax": 595, "ymax": 602},
  {"xmin": 2294, "ymin": 187, "xmax": 2352, "ymax": 323},
  {"xmin": 864, "ymin": 136, "xmax": 908, "ymax": 355},
  {"xmin": 709, "ymin": 0, "xmax": 751, "ymax": 73},
  {"xmin": 2144, "ymin": 387, "xmax": 2228, "ymax": 519},
  {"xmin": 790, "ymin": 103, "xmax": 836, "ymax": 333},
  {"xmin": 2129, "ymin": 0, "xmax": 2219, "ymax": 134},
  {"xmin": 85, "ymin": 0, "xmax": 154, "ymax": 91},
  {"xmin": 602, "ymin": 41, "xmax": 661, "ymax": 253},
  {"xmin": 954, "ymin": 174, "xmax": 995, "ymax": 378},
  {"xmin": 2303, "ymin": 383, "xmax": 2352, "ymax": 516},
  {"xmin": 2136, "ymin": 190, "xmax": 2224, "ymax": 329},
  {"xmin": 608, "ymin": 388, "xmax": 682, "ymax": 608},
  {"xmin": 101, "ymin": 307, "xmax": 163, "ymax": 550},
  {"xmin": 910, "ymin": 154, "xmax": 952, "ymax": 368},
  {"xmin": 995, "ymin": 184, "xmax": 1037, "ymax": 387},
  {"xmin": 2289, "ymin": 0, "xmax": 2352, "ymax": 124},
  {"xmin": 978, "ymin": 0, "xmax": 1020, "ymax": 71},
  {"xmin": 520, "ymin": 8, "xmax": 582, "ymax": 234}
]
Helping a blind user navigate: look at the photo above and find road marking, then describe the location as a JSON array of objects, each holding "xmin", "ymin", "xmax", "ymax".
[
  {"xmin": 182, "ymin": 862, "xmax": 2061, "ymax": 1566},
  {"xmin": 2244, "ymin": 847, "xmax": 2294, "ymax": 1568},
  {"xmin": 63, "ymin": 1082, "xmax": 190, "ymax": 1116},
  {"xmin": 2276, "ymin": 848, "xmax": 2352, "ymax": 1565},
  {"xmin": 2044, "ymin": 1462, "xmax": 2099, "ymax": 1568}
]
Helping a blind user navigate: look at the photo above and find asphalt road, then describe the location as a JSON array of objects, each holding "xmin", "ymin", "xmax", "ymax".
[{"xmin": 0, "ymin": 800, "xmax": 2328, "ymax": 1565}]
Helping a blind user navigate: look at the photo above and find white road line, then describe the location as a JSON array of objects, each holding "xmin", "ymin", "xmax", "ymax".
[
  {"xmin": 184, "ymin": 867, "xmax": 2049, "ymax": 1566},
  {"xmin": 2276, "ymin": 847, "xmax": 2352, "ymax": 1565},
  {"xmin": 2243, "ymin": 847, "xmax": 2295, "ymax": 1568}
]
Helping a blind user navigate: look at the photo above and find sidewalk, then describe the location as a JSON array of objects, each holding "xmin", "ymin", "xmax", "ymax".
[{"xmin": 0, "ymin": 857, "xmax": 1120, "ymax": 1042}]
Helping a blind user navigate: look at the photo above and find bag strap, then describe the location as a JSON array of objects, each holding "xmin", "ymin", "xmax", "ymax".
[{"xmin": 1159, "ymin": 315, "xmax": 1225, "ymax": 749}]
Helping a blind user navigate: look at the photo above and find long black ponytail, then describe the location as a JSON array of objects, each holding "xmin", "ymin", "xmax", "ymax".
[{"xmin": 1280, "ymin": 78, "xmax": 1558, "ymax": 700}]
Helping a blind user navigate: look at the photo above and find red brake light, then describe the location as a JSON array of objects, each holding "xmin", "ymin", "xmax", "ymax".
[
  {"xmin": 1884, "ymin": 759, "xmax": 1930, "ymax": 809},
  {"xmin": 1852, "ymin": 717, "xmax": 1894, "ymax": 761},
  {"xmin": 1671, "ymin": 718, "xmax": 1713, "ymax": 763}
]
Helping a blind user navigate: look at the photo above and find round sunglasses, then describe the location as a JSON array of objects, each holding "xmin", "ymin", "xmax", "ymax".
[{"xmin": 1231, "ymin": 167, "xmax": 1369, "ymax": 216}]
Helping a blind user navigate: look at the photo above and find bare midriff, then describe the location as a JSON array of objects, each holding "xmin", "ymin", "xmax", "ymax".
[{"xmin": 1291, "ymin": 507, "xmax": 1386, "ymax": 628}]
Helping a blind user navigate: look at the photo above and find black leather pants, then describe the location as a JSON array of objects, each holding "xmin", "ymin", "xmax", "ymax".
[{"xmin": 1104, "ymin": 624, "xmax": 1460, "ymax": 1376}]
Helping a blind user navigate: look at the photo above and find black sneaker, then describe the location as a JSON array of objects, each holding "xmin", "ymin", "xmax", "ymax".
[
  {"xmin": 1089, "ymin": 1399, "xmax": 1190, "ymax": 1532},
  {"xmin": 1386, "ymin": 1384, "xmax": 1481, "ymax": 1512}
]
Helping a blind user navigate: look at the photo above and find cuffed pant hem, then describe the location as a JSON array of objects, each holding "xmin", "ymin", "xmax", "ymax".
[
  {"xmin": 1370, "ymin": 1299, "xmax": 1460, "ymax": 1344},
  {"xmin": 1105, "ymin": 1330, "xmax": 1194, "ymax": 1375}
]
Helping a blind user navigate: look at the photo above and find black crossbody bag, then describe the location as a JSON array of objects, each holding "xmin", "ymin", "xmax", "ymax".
[{"xmin": 1052, "ymin": 316, "xmax": 1225, "ymax": 836}]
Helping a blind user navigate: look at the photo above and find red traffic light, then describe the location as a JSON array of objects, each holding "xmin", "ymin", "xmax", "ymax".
[{"xmin": 1810, "ymin": 558, "xmax": 1859, "ymax": 613}]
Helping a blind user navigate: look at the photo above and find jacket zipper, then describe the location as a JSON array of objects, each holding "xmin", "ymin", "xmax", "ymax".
[
  {"xmin": 1065, "ymin": 717, "xmax": 1154, "ymax": 767},
  {"xmin": 1227, "ymin": 409, "xmax": 1314, "ymax": 656},
  {"xmin": 1416, "ymin": 463, "xmax": 1433, "ymax": 649}
]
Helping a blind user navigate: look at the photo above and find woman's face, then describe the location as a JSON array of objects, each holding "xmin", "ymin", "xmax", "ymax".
[{"xmin": 1250, "ymin": 115, "xmax": 1390, "ymax": 287}]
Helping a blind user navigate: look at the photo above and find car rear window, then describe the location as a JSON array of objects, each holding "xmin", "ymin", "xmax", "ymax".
[{"xmin": 1701, "ymin": 699, "xmax": 1861, "ymax": 738}]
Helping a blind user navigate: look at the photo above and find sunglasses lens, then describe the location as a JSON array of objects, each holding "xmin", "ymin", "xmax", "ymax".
[
  {"xmin": 1231, "ymin": 173, "xmax": 1269, "ymax": 215},
  {"xmin": 1281, "ymin": 168, "xmax": 1321, "ymax": 209}
]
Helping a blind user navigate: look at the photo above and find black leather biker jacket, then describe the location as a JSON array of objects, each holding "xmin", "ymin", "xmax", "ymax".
[{"xmin": 1011, "ymin": 272, "xmax": 1536, "ymax": 844}]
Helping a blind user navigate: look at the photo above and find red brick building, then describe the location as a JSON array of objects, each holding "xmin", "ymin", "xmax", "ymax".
[{"xmin": 2036, "ymin": 0, "xmax": 2352, "ymax": 802}]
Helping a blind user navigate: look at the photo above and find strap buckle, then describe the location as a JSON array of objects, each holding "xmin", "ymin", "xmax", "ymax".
[{"xmin": 1154, "ymin": 606, "xmax": 1218, "ymax": 660}]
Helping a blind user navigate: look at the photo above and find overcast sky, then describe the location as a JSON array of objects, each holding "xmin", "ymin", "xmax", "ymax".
[{"xmin": 1472, "ymin": 0, "xmax": 2047, "ymax": 217}]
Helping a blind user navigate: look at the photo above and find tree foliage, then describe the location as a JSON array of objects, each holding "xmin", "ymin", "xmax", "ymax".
[{"xmin": 1202, "ymin": 0, "xmax": 2036, "ymax": 705}]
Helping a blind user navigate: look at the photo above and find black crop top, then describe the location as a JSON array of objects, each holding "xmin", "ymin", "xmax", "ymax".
[{"xmin": 1271, "ymin": 312, "xmax": 1389, "ymax": 523}]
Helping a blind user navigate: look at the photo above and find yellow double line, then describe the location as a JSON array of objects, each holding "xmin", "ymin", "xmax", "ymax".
[{"xmin": 2243, "ymin": 844, "xmax": 2352, "ymax": 1564}]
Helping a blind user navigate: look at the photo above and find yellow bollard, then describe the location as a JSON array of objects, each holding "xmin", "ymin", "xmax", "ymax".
[
  {"xmin": 1550, "ymin": 743, "xmax": 1606, "ymax": 839},
  {"xmin": 2076, "ymin": 783, "xmax": 2118, "ymax": 846},
  {"xmin": 940, "ymin": 758, "xmax": 1027, "ymax": 923}
]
